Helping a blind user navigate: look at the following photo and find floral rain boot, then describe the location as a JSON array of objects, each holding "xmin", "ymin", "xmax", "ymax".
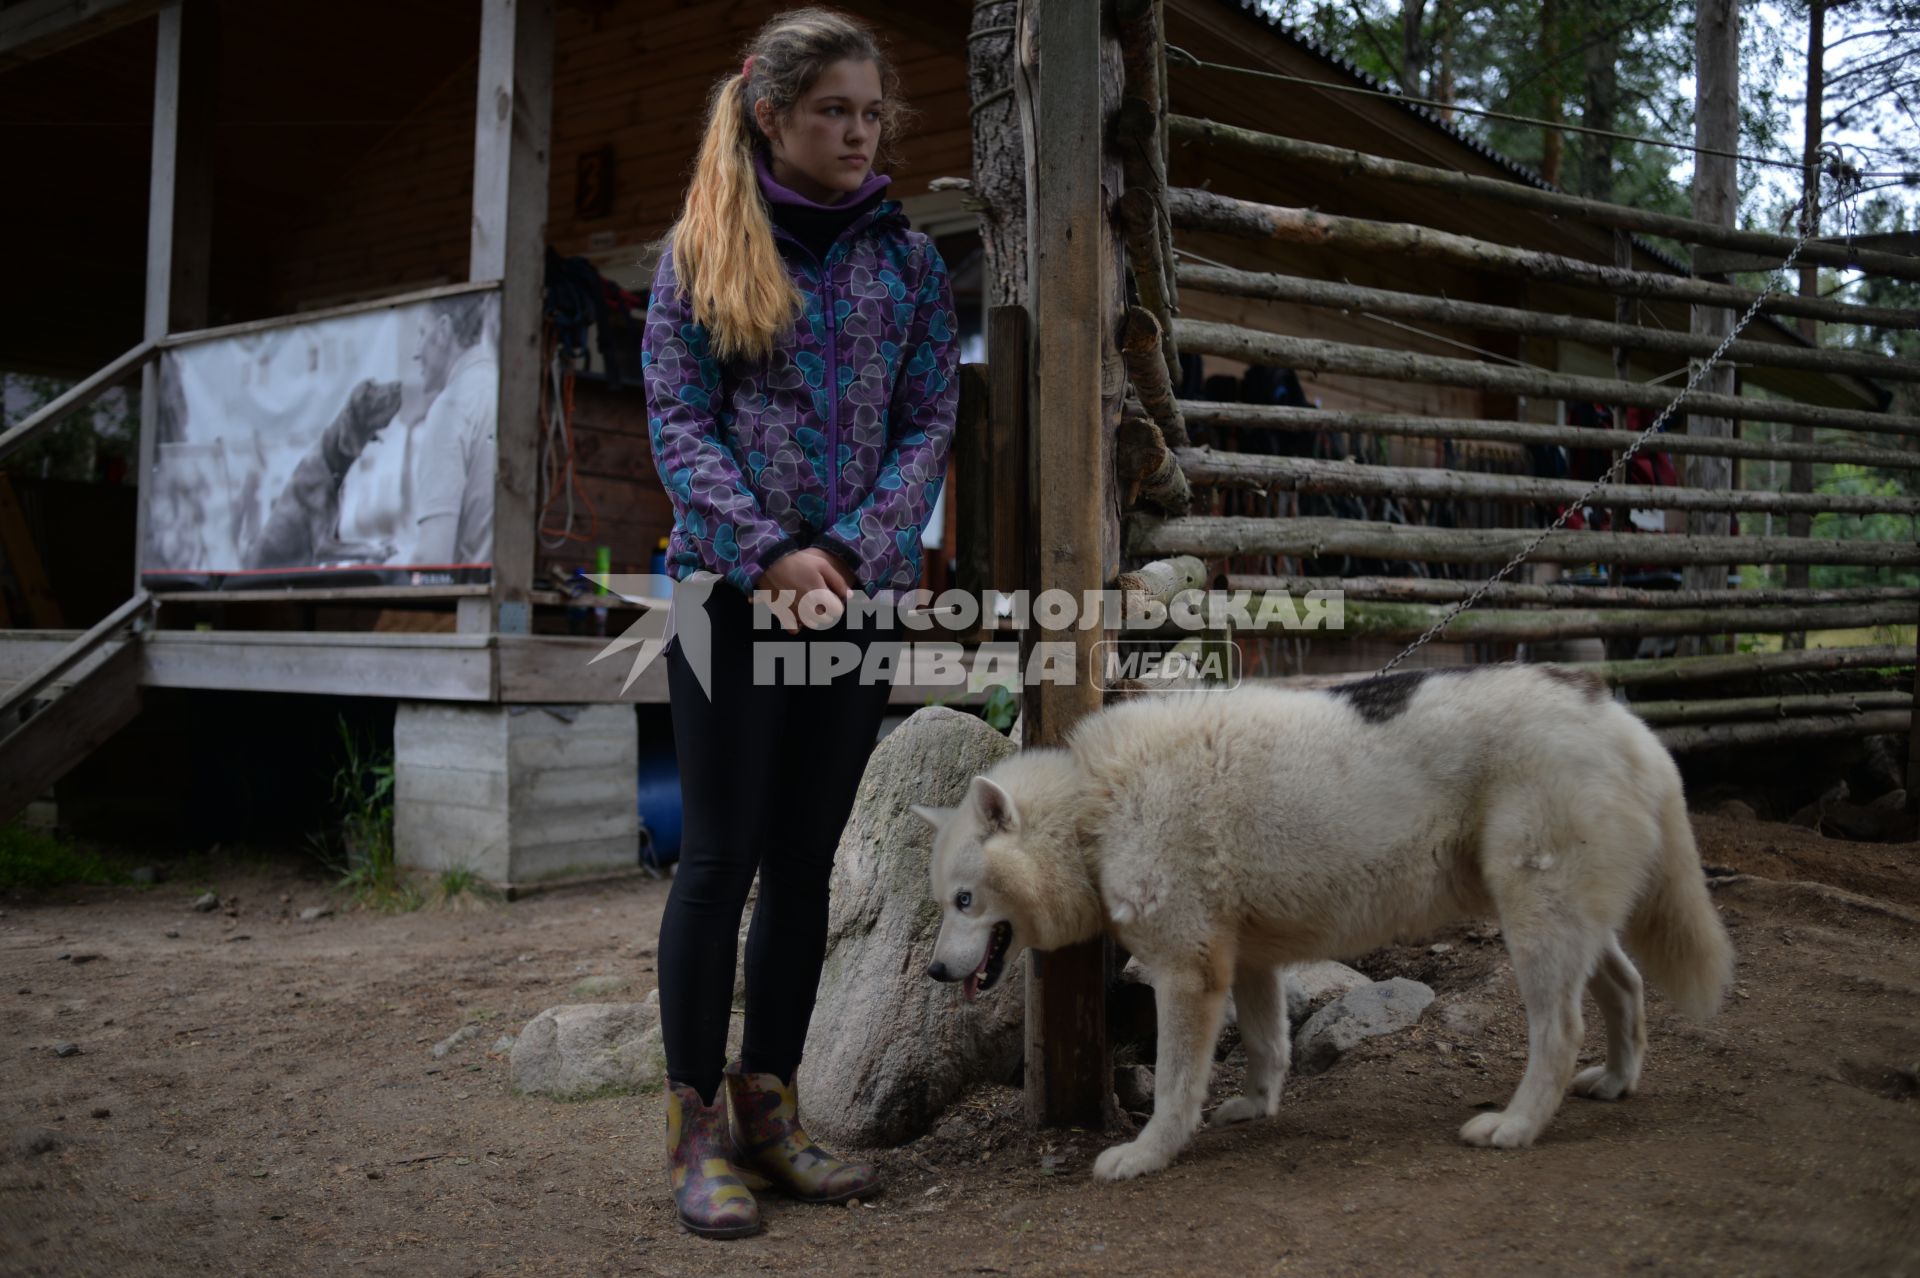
[
  {"xmin": 723, "ymin": 1061, "xmax": 882, "ymax": 1205},
  {"xmin": 664, "ymin": 1080, "xmax": 761, "ymax": 1239}
]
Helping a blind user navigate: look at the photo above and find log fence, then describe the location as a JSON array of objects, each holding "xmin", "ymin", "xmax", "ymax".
[{"xmin": 1092, "ymin": 9, "xmax": 1920, "ymax": 758}]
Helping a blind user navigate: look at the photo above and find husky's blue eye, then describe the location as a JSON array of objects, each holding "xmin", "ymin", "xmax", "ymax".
[{"xmin": 955, "ymin": 891, "xmax": 972, "ymax": 910}]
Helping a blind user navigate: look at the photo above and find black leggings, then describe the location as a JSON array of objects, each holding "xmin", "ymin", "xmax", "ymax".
[{"xmin": 658, "ymin": 583, "xmax": 901, "ymax": 1104}]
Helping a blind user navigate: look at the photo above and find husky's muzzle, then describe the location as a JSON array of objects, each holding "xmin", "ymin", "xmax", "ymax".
[{"xmin": 928, "ymin": 921, "xmax": 1014, "ymax": 1002}]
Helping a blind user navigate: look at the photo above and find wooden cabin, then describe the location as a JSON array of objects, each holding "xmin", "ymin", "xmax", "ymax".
[{"xmin": 1, "ymin": 0, "xmax": 1909, "ymax": 878}]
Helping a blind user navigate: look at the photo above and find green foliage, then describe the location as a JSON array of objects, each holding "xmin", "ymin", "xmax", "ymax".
[
  {"xmin": 0, "ymin": 373, "xmax": 139, "ymax": 482},
  {"xmin": 982, "ymin": 682, "xmax": 1020, "ymax": 733},
  {"xmin": 313, "ymin": 717, "xmax": 418, "ymax": 912},
  {"xmin": 0, "ymin": 823, "xmax": 120, "ymax": 890}
]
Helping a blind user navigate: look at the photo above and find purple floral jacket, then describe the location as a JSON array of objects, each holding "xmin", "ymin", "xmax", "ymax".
[{"xmin": 642, "ymin": 181, "xmax": 959, "ymax": 598}]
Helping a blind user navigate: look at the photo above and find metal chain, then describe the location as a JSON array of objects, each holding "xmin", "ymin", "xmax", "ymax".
[{"xmin": 1376, "ymin": 178, "xmax": 1858, "ymax": 676}]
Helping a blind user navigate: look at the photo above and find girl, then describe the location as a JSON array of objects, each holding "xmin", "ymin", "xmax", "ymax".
[{"xmin": 641, "ymin": 7, "xmax": 958, "ymax": 1240}]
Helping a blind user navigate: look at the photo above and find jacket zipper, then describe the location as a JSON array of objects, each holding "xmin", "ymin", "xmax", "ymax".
[{"xmin": 770, "ymin": 206, "xmax": 895, "ymax": 531}]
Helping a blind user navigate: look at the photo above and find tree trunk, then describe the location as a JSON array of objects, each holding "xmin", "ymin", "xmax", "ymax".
[
  {"xmin": 969, "ymin": 0, "xmax": 1028, "ymax": 310},
  {"xmin": 1541, "ymin": 0, "xmax": 1563, "ymax": 185},
  {"xmin": 1578, "ymin": 0, "xmax": 1619, "ymax": 199},
  {"xmin": 1401, "ymin": 0, "xmax": 1428, "ymax": 96},
  {"xmin": 1785, "ymin": 0, "xmax": 1824, "ymax": 650},
  {"xmin": 1684, "ymin": 0, "xmax": 1740, "ymax": 632}
]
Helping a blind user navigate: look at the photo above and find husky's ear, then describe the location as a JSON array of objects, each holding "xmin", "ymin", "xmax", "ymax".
[
  {"xmin": 910, "ymin": 804, "xmax": 955, "ymax": 831},
  {"xmin": 966, "ymin": 775, "xmax": 1019, "ymax": 834}
]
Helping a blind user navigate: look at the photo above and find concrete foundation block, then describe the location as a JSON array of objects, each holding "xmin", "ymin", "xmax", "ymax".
[{"xmin": 394, "ymin": 703, "xmax": 640, "ymax": 887}]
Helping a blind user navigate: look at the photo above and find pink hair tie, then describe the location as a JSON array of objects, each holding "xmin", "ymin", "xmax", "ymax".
[{"xmin": 741, "ymin": 54, "xmax": 755, "ymax": 79}]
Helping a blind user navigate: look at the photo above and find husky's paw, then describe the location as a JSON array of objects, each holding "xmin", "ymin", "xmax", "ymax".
[
  {"xmin": 1092, "ymin": 1139, "xmax": 1172, "ymax": 1181},
  {"xmin": 1571, "ymin": 1065, "xmax": 1638, "ymax": 1100},
  {"xmin": 1209, "ymin": 1096, "xmax": 1274, "ymax": 1126},
  {"xmin": 1458, "ymin": 1110, "xmax": 1539, "ymax": 1149}
]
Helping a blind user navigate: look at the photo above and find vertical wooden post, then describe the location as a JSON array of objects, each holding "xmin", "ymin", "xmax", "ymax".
[
  {"xmin": 467, "ymin": 0, "xmax": 553, "ymax": 638},
  {"xmin": 132, "ymin": 0, "xmax": 212, "ymax": 591},
  {"xmin": 1682, "ymin": 0, "xmax": 1739, "ymax": 646},
  {"xmin": 1022, "ymin": 0, "xmax": 1116, "ymax": 1130}
]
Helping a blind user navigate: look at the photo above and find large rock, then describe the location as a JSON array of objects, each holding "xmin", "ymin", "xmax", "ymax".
[
  {"xmin": 510, "ymin": 998, "xmax": 743, "ymax": 1101},
  {"xmin": 796, "ymin": 707, "xmax": 1022, "ymax": 1147},
  {"xmin": 1292, "ymin": 977, "xmax": 1434, "ymax": 1076},
  {"xmin": 1284, "ymin": 960, "xmax": 1372, "ymax": 1027}
]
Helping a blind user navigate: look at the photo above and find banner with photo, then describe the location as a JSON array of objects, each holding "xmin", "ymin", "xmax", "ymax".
[{"xmin": 142, "ymin": 289, "xmax": 500, "ymax": 589}]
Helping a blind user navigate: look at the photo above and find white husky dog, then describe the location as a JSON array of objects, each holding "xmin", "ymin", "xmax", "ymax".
[{"xmin": 912, "ymin": 665, "xmax": 1734, "ymax": 1181}]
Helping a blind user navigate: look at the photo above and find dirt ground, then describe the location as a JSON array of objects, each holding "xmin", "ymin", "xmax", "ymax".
[{"xmin": 3, "ymin": 811, "xmax": 1917, "ymax": 1278}]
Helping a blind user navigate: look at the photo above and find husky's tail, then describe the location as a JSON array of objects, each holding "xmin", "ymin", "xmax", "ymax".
[{"xmin": 1624, "ymin": 784, "xmax": 1735, "ymax": 1020}]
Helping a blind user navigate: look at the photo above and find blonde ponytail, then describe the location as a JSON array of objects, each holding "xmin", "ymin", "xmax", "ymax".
[
  {"xmin": 663, "ymin": 7, "xmax": 908, "ymax": 366},
  {"xmin": 669, "ymin": 73, "xmax": 801, "ymax": 366}
]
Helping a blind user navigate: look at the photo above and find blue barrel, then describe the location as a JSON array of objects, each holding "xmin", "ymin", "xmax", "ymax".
[{"xmin": 636, "ymin": 754, "xmax": 682, "ymax": 868}]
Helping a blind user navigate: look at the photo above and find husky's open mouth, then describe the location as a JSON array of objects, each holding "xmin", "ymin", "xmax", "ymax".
[{"xmin": 963, "ymin": 921, "xmax": 1014, "ymax": 1002}]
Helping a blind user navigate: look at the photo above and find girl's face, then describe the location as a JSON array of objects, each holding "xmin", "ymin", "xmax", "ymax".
[{"xmin": 756, "ymin": 57, "xmax": 884, "ymax": 205}]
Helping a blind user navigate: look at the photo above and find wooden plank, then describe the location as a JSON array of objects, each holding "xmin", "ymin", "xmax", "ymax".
[
  {"xmin": 1178, "ymin": 319, "xmax": 1920, "ymax": 439},
  {"xmin": 0, "ymin": 592, "xmax": 147, "ymax": 727},
  {"xmin": 1175, "ymin": 263, "xmax": 1920, "ymax": 383},
  {"xmin": 989, "ymin": 308, "xmax": 1030, "ymax": 607},
  {"xmin": 495, "ymin": 633, "xmax": 669, "ymax": 703},
  {"xmin": 472, "ymin": 0, "xmax": 556, "ymax": 636},
  {"xmin": 1127, "ymin": 513, "xmax": 1920, "ymax": 567},
  {"xmin": 1167, "ymin": 115, "xmax": 1920, "ymax": 284},
  {"xmin": 0, "ymin": 0, "xmax": 161, "ymax": 66},
  {"xmin": 1023, "ymin": 0, "xmax": 1112, "ymax": 1132},
  {"xmin": 163, "ymin": 282, "xmax": 501, "ymax": 350},
  {"xmin": 1660, "ymin": 710, "xmax": 1910, "ymax": 753},
  {"xmin": 150, "ymin": 584, "xmax": 491, "ymax": 605},
  {"xmin": 1176, "ymin": 449, "xmax": 1917, "ymax": 516},
  {"xmin": 0, "ymin": 640, "xmax": 143, "ymax": 823},
  {"xmin": 955, "ymin": 363, "xmax": 994, "ymax": 608},
  {"xmin": 1178, "ymin": 401, "xmax": 1920, "ymax": 471},
  {"xmin": 1167, "ymin": 187, "xmax": 1920, "ymax": 331},
  {"xmin": 140, "ymin": 631, "xmax": 495, "ymax": 700}
]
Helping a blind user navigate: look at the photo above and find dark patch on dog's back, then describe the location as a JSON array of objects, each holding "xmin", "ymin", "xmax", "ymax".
[
  {"xmin": 1326, "ymin": 667, "xmax": 1473, "ymax": 724},
  {"xmin": 1536, "ymin": 664, "xmax": 1608, "ymax": 702}
]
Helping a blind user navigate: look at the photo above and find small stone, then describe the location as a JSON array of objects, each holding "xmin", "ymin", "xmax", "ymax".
[
  {"xmin": 432, "ymin": 1025, "xmax": 483, "ymax": 1059},
  {"xmin": 1428, "ymin": 943, "xmax": 1454, "ymax": 955},
  {"xmin": 91, "ymin": 1107, "xmax": 110, "ymax": 1119},
  {"xmin": 278, "ymin": 893, "xmax": 291, "ymax": 904},
  {"xmin": 846, "ymin": 1197, "xmax": 862, "ymax": 1210},
  {"xmin": 568, "ymin": 975, "xmax": 630, "ymax": 998},
  {"xmin": 491, "ymin": 1035, "xmax": 516, "ymax": 1054},
  {"xmin": 164, "ymin": 929, "xmax": 180, "ymax": 939},
  {"xmin": 298, "ymin": 907, "xmax": 332, "ymax": 923},
  {"xmin": 1292, "ymin": 979, "xmax": 1435, "ymax": 1076},
  {"xmin": 1114, "ymin": 1064, "xmax": 1155, "ymax": 1112},
  {"xmin": 191, "ymin": 892, "xmax": 219, "ymax": 912},
  {"xmin": 53, "ymin": 1042, "xmax": 81, "ymax": 1058}
]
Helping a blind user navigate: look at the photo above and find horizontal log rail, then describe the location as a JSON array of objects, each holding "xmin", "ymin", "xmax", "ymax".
[
  {"xmin": 1567, "ymin": 643, "xmax": 1910, "ymax": 686},
  {"xmin": 1177, "ymin": 319, "xmax": 1920, "ymax": 440},
  {"xmin": 1126, "ymin": 513, "xmax": 1920, "ymax": 566},
  {"xmin": 1168, "ymin": 187, "xmax": 1920, "ymax": 331},
  {"xmin": 1290, "ymin": 599, "xmax": 1914, "ymax": 642},
  {"xmin": 1175, "ymin": 448, "xmax": 1915, "ymax": 517},
  {"xmin": 1180, "ymin": 401, "xmax": 1920, "ymax": 470},
  {"xmin": 1176, "ymin": 263, "xmax": 1920, "ymax": 384},
  {"xmin": 1656, "ymin": 710, "xmax": 1910, "ymax": 753},
  {"xmin": 1631, "ymin": 691, "xmax": 1913, "ymax": 724},
  {"xmin": 1167, "ymin": 116, "xmax": 1920, "ymax": 284},
  {"xmin": 1224, "ymin": 575, "xmax": 1920, "ymax": 610}
]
